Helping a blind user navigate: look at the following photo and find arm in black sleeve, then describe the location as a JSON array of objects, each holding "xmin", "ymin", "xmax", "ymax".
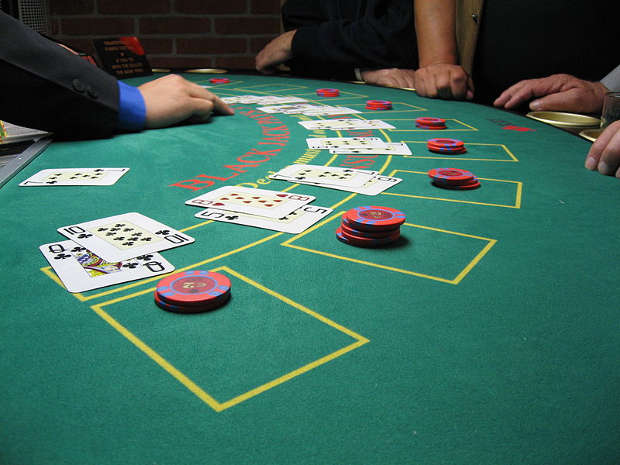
[
  {"xmin": 284, "ymin": 0, "xmax": 417, "ymax": 80},
  {"xmin": 0, "ymin": 11, "xmax": 120, "ymax": 139}
]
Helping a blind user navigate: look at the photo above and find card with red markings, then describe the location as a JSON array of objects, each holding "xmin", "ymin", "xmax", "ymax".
[{"xmin": 185, "ymin": 186, "xmax": 316, "ymax": 219}]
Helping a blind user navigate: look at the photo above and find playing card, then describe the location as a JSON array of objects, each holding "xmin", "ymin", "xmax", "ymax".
[
  {"xmin": 57, "ymin": 212, "xmax": 194, "ymax": 262},
  {"xmin": 306, "ymin": 137, "xmax": 388, "ymax": 150},
  {"xmin": 257, "ymin": 103, "xmax": 320, "ymax": 113},
  {"xmin": 185, "ymin": 186, "xmax": 315, "ymax": 219},
  {"xmin": 269, "ymin": 164, "xmax": 375, "ymax": 188},
  {"xmin": 329, "ymin": 142, "xmax": 412, "ymax": 155},
  {"xmin": 40, "ymin": 239, "xmax": 174, "ymax": 293},
  {"xmin": 194, "ymin": 204, "xmax": 333, "ymax": 234},
  {"xmin": 20, "ymin": 168, "xmax": 130, "ymax": 186},
  {"xmin": 350, "ymin": 174, "xmax": 403, "ymax": 195},
  {"xmin": 298, "ymin": 106, "xmax": 361, "ymax": 116},
  {"xmin": 298, "ymin": 119, "xmax": 395, "ymax": 130}
]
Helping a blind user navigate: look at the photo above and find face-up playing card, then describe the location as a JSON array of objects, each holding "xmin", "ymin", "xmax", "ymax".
[
  {"xmin": 348, "ymin": 174, "xmax": 403, "ymax": 195},
  {"xmin": 298, "ymin": 119, "xmax": 395, "ymax": 130},
  {"xmin": 329, "ymin": 142, "xmax": 412, "ymax": 155},
  {"xmin": 57, "ymin": 212, "xmax": 194, "ymax": 262},
  {"xmin": 297, "ymin": 106, "xmax": 361, "ymax": 116},
  {"xmin": 20, "ymin": 168, "xmax": 130, "ymax": 186},
  {"xmin": 270, "ymin": 164, "xmax": 375, "ymax": 188},
  {"xmin": 40, "ymin": 239, "xmax": 175, "ymax": 293},
  {"xmin": 194, "ymin": 204, "xmax": 333, "ymax": 234},
  {"xmin": 257, "ymin": 103, "xmax": 320, "ymax": 113},
  {"xmin": 306, "ymin": 137, "xmax": 388, "ymax": 150},
  {"xmin": 185, "ymin": 186, "xmax": 316, "ymax": 219}
]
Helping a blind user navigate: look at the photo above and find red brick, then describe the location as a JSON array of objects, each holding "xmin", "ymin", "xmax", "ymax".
[
  {"xmin": 149, "ymin": 56, "xmax": 215, "ymax": 69},
  {"xmin": 175, "ymin": 0, "xmax": 247, "ymax": 14},
  {"xmin": 214, "ymin": 16, "xmax": 279, "ymax": 35},
  {"xmin": 139, "ymin": 17, "xmax": 211, "ymax": 35},
  {"xmin": 214, "ymin": 55, "xmax": 255, "ymax": 70},
  {"xmin": 249, "ymin": 36, "xmax": 274, "ymax": 53},
  {"xmin": 99, "ymin": 0, "xmax": 170, "ymax": 14},
  {"xmin": 50, "ymin": 0, "xmax": 94, "ymax": 15},
  {"xmin": 140, "ymin": 38, "xmax": 174, "ymax": 54},
  {"xmin": 177, "ymin": 38, "xmax": 246, "ymax": 54},
  {"xmin": 60, "ymin": 17, "xmax": 135, "ymax": 35},
  {"xmin": 250, "ymin": 0, "xmax": 280, "ymax": 14}
]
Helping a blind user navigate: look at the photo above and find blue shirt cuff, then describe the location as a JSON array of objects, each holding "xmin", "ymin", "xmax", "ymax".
[{"xmin": 117, "ymin": 81, "xmax": 146, "ymax": 131}]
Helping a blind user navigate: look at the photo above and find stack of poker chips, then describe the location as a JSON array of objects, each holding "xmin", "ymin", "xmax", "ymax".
[
  {"xmin": 154, "ymin": 270, "xmax": 231, "ymax": 313},
  {"xmin": 426, "ymin": 137, "xmax": 467, "ymax": 154},
  {"xmin": 336, "ymin": 206, "xmax": 406, "ymax": 248},
  {"xmin": 365, "ymin": 99, "xmax": 392, "ymax": 110},
  {"xmin": 316, "ymin": 88, "xmax": 340, "ymax": 97},
  {"xmin": 415, "ymin": 117, "xmax": 447, "ymax": 130},
  {"xmin": 209, "ymin": 77, "xmax": 231, "ymax": 84},
  {"xmin": 428, "ymin": 168, "xmax": 481, "ymax": 190}
]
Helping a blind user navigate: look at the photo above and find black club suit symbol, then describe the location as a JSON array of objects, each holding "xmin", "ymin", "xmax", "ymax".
[
  {"xmin": 155, "ymin": 230, "xmax": 171, "ymax": 236},
  {"xmin": 122, "ymin": 262, "xmax": 138, "ymax": 269},
  {"xmin": 71, "ymin": 247, "xmax": 86, "ymax": 252},
  {"xmin": 77, "ymin": 233, "xmax": 92, "ymax": 239},
  {"xmin": 54, "ymin": 253, "xmax": 71, "ymax": 260}
]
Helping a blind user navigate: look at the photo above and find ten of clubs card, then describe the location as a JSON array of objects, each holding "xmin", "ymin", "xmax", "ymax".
[{"xmin": 57, "ymin": 212, "xmax": 194, "ymax": 262}]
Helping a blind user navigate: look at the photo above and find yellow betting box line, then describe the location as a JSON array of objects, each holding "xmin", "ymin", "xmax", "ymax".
[{"xmin": 91, "ymin": 265, "xmax": 369, "ymax": 412}]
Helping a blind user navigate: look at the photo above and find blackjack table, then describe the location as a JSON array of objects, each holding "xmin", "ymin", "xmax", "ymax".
[{"xmin": 1, "ymin": 72, "xmax": 619, "ymax": 465}]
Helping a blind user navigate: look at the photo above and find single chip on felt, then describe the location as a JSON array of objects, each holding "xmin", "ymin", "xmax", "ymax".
[{"xmin": 156, "ymin": 270, "xmax": 231, "ymax": 307}]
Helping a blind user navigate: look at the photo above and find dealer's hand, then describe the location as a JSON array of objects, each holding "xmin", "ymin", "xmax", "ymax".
[
  {"xmin": 414, "ymin": 63, "xmax": 473, "ymax": 100},
  {"xmin": 139, "ymin": 74, "xmax": 234, "ymax": 129},
  {"xmin": 361, "ymin": 68, "xmax": 417, "ymax": 89},
  {"xmin": 585, "ymin": 120, "xmax": 620, "ymax": 178},
  {"xmin": 255, "ymin": 30, "xmax": 296, "ymax": 74},
  {"xmin": 494, "ymin": 74, "xmax": 608, "ymax": 113}
]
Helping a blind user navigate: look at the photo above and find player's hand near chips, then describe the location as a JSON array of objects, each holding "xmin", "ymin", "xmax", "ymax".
[
  {"xmin": 493, "ymin": 74, "xmax": 608, "ymax": 112},
  {"xmin": 255, "ymin": 30, "xmax": 296, "ymax": 74},
  {"xmin": 414, "ymin": 64, "xmax": 474, "ymax": 100},
  {"xmin": 138, "ymin": 74, "xmax": 234, "ymax": 129},
  {"xmin": 360, "ymin": 68, "xmax": 416, "ymax": 89},
  {"xmin": 585, "ymin": 120, "xmax": 620, "ymax": 178}
]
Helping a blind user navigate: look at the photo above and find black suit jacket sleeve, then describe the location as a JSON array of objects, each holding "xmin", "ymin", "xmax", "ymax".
[
  {"xmin": 283, "ymin": 0, "xmax": 418, "ymax": 81},
  {"xmin": 0, "ymin": 11, "xmax": 120, "ymax": 139}
]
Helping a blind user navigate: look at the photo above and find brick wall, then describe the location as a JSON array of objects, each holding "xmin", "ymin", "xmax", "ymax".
[{"xmin": 49, "ymin": 0, "xmax": 282, "ymax": 70}]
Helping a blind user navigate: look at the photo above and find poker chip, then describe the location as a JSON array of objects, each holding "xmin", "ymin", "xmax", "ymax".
[
  {"xmin": 336, "ymin": 226, "xmax": 399, "ymax": 248},
  {"xmin": 416, "ymin": 117, "xmax": 447, "ymax": 130},
  {"xmin": 366, "ymin": 99, "xmax": 392, "ymax": 110},
  {"xmin": 427, "ymin": 168, "xmax": 481, "ymax": 190},
  {"xmin": 316, "ymin": 88, "xmax": 340, "ymax": 97},
  {"xmin": 343, "ymin": 206, "xmax": 406, "ymax": 231},
  {"xmin": 427, "ymin": 138, "xmax": 466, "ymax": 154},
  {"xmin": 427, "ymin": 168, "xmax": 475, "ymax": 184},
  {"xmin": 209, "ymin": 77, "xmax": 231, "ymax": 84},
  {"xmin": 341, "ymin": 221, "xmax": 399, "ymax": 239},
  {"xmin": 155, "ymin": 270, "xmax": 231, "ymax": 312}
]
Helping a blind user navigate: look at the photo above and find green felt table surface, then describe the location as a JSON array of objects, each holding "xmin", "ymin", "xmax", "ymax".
[{"xmin": 1, "ymin": 73, "xmax": 619, "ymax": 465}]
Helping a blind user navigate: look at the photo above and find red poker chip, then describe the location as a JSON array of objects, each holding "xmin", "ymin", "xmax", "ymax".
[
  {"xmin": 340, "ymin": 221, "xmax": 400, "ymax": 239},
  {"xmin": 316, "ymin": 88, "xmax": 340, "ymax": 97},
  {"xmin": 209, "ymin": 77, "xmax": 230, "ymax": 84},
  {"xmin": 343, "ymin": 206, "xmax": 406, "ymax": 231},
  {"xmin": 154, "ymin": 291, "xmax": 230, "ymax": 314},
  {"xmin": 427, "ymin": 168, "xmax": 475, "ymax": 184},
  {"xmin": 432, "ymin": 180, "xmax": 481, "ymax": 190},
  {"xmin": 428, "ymin": 146, "xmax": 467, "ymax": 154},
  {"xmin": 417, "ymin": 124, "xmax": 447, "ymax": 130},
  {"xmin": 416, "ymin": 117, "xmax": 446, "ymax": 126},
  {"xmin": 427, "ymin": 138, "xmax": 464, "ymax": 148},
  {"xmin": 336, "ymin": 227, "xmax": 400, "ymax": 248},
  {"xmin": 156, "ymin": 270, "xmax": 231, "ymax": 306}
]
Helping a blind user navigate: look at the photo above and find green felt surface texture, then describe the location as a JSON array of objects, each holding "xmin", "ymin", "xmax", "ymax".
[{"xmin": 1, "ymin": 73, "xmax": 619, "ymax": 465}]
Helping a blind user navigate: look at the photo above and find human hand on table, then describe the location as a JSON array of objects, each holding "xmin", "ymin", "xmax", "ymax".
[
  {"xmin": 138, "ymin": 74, "xmax": 234, "ymax": 129},
  {"xmin": 493, "ymin": 74, "xmax": 608, "ymax": 112},
  {"xmin": 585, "ymin": 120, "xmax": 620, "ymax": 178},
  {"xmin": 413, "ymin": 64, "xmax": 474, "ymax": 100},
  {"xmin": 255, "ymin": 30, "xmax": 296, "ymax": 74},
  {"xmin": 360, "ymin": 68, "xmax": 416, "ymax": 89}
]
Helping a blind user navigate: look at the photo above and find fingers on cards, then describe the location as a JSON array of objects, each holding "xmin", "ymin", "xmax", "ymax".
[{"xmin": 41, "ymin": 212, "xmax": 195, "ymax": 293}]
